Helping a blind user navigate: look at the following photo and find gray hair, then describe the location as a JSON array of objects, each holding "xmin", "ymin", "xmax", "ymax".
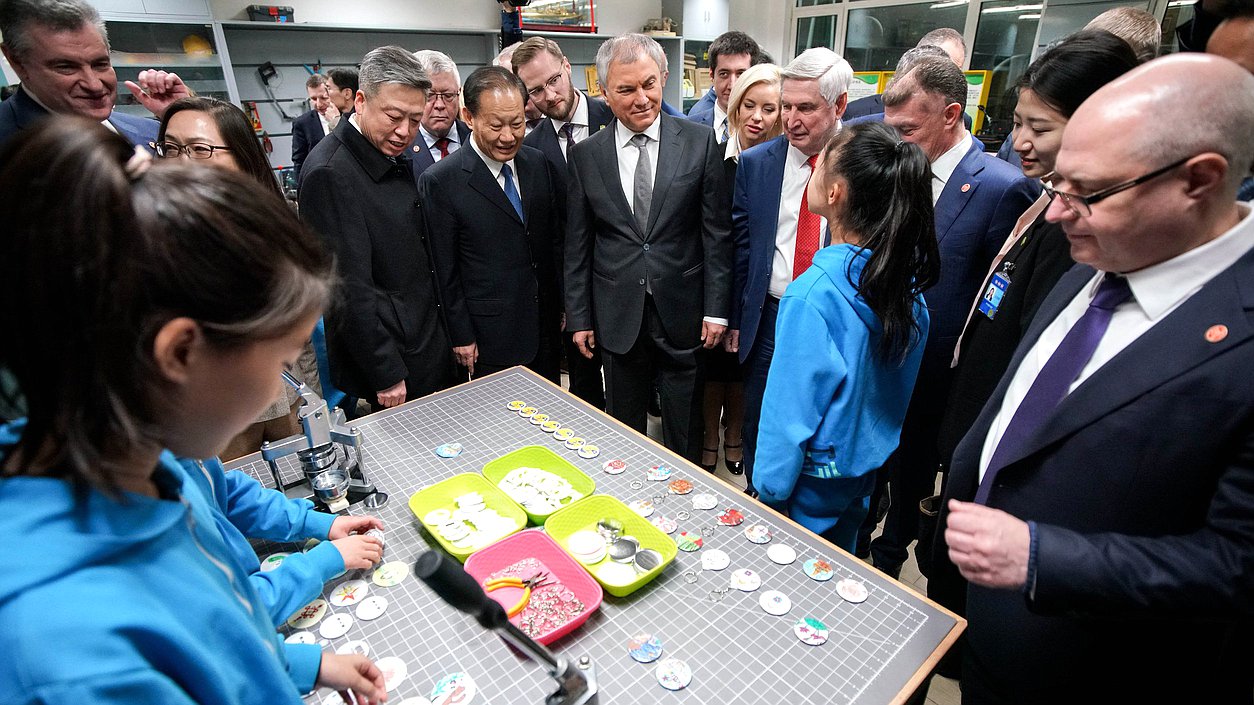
[
  {"xmin": 595, "ymin": 33, "xmax": 668, "ymax": 87},
  {"xmin": 412, "ymin": 49, "xmax": 461, "ymax": 86},
  {"xmin": 359, "ymin": 46, "xmax": 432, "ymax": 98},
  {"xmin": 0, "ymin": 0, "xmax": 107, "ymax": 60},
  {"xmin": 918, "ymin": 28, "xmax": 966, "ymax": 55},
  {"xmin": 1085, "ymin": 7, "xmax": 1161, "ymax": 62},
  {"xmin": 883, "ymin": 55, "xmax": 968, "ymax": 110},
  {"xmin": 781, "ymin": 47, "xmax": 853, "ymax": 106}
]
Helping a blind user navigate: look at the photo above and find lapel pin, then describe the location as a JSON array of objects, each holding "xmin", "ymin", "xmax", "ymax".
[
  {"xmin": 412, "ymin": 145, "xmax": 420, "ymax": 152},
  {"xmin": 1205, "ymin": 324, "xmax": 1228, "ymax": 343},
  {"xmin": 961, "ymin": 183, "xmax": 971, "ymax": 193}
]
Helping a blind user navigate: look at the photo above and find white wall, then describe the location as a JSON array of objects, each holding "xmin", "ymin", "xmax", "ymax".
[
  {"xmin": 728, "ymin": 0, "xmax": 787, "ymax": 63},
  {"xmin": 209, "ymin": 0, "xmax": 660, "ymax": 34}
]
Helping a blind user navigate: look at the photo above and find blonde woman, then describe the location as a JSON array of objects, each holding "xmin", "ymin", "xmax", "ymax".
[{"xmin": 700, "ymin": 63, "xmax": 783, "ymax": 476}]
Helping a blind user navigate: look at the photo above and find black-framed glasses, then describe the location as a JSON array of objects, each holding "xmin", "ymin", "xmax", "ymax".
[
  {"xmin": 153, "ymin": 141, "xmax": 231, "ymax": 159},
  {"xmin": 526, "ymin": 71, "xmax": 565, "ymax": 99},
  {"xmin": 428, "ymin": 90, "xmax": 460, "ymax": 105},
  {"xmin": 1044, "ymin": 155, "xmax": 1193, "ymax": 217}
]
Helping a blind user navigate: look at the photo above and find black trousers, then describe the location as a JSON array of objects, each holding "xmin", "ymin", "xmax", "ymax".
[
  {"xmin": 739, "ymin": 295, "xmax": 780, "ymax": 489},
  {"xmin": 602, "ymin": 296, "xmax": 704, "ymax": 463},
  {"xmin": 472, "ymin": 331, "xmax": 563, "ymax": 385}
]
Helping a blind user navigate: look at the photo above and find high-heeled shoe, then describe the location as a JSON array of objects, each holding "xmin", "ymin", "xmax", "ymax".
[
  {"xmin": 700, "ymin": 446, "xmax": 718, "ymax": 473},
  {"xmin": 723, "ymin": 443, "xmax": 744, "ymax": 475}
]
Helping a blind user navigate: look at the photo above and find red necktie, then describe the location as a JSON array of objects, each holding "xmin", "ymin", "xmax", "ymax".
[
  {"xmin": 435, "ymin": 137, "xmax": 450, "ymax": 159},
  {"xmin": 793, "ymin": 154, "xmax": 821, "ymax": 280}
]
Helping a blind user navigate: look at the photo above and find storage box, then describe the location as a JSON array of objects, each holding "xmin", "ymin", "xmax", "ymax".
[
  {"xmin": 246, "ymin": 5, "xmax": 294, "ymax": 22},
  {"xmin": 481, "ymin": 445, "xmax": 595, "ymax": 526}
]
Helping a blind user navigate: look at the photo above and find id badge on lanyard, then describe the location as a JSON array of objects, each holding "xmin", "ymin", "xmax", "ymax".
[{"xmin": 978, "ymin": 263, "xmax": 1014, "ymax": 320}]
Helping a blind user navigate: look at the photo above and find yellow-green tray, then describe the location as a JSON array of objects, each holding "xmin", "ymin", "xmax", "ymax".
[
  {"xmin": 481, "ymin": 445, "xmax": 597, "ymax": 525},
  {"xmin": 545, "ymin": 494, "xmax": 677, "ymax": 597},
  {"xmin": 407, "ymin": 473, "xmax": 527, "ymax": 563}
]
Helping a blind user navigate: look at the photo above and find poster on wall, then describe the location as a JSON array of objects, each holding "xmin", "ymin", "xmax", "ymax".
[
  {"xmin": 964, "ymin": 71, "xmax": 992, "ymax": 134},
  {"xmin": 848, "ymin": 72, "xmax": 881, "ymax": 102}
]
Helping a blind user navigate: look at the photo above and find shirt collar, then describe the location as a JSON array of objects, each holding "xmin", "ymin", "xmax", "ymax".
[
  {"xmin": 554, "ymin": 90, "xmax": 587, "ymax": 132},
  {"xmin": 616, "ymin": 113, "xmax": 662, "ymax": 149},
  {"xmin": 724, "ymin": 132, "xmax": 742, "ymax": 162},
  {"xmin": 345, "ymin": 113, "xmax": 410, "ymax": 182},
  {"xmin": 1120, "ymin": 203, "xmax": 1254, "ymax": 320},
  {"xmin": 468, "ymin": 135, "xmax": 514, "ymax": 181},
  {"xmin": 931, "ymin": 131, "xmax": 973, "ymax": 185},
  {"xmin": 713, "ymin": 102, "xmax": 728, "ymax": 133},
  {"xmin": 420, "ymin": 123, "xmax": 459, "ymax": 149}
]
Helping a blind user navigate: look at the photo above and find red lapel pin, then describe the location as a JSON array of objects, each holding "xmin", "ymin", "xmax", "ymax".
[
  {"xmin": 1205, "ymin": 324, "xmax": 1228, "ymax": 343},
  {"xmin": 961, "ymin": 183, "xmax": 971, "ymax": 193}
]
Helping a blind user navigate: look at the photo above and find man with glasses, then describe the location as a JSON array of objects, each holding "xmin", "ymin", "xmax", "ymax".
[
  {"xmin": 932, "ymin": 54, "xmax": 1254, "ymax": 703},
  {"xmin": 409, "ymin": 49, "xmax": 470, "ymax": 179},
  {"xmin": 512, "ymin": 35, "xmax": 614, "ymax": 409},
  {"xmin": 864, "ymin": 55, "xmax": 1038, "ymax": 579}
]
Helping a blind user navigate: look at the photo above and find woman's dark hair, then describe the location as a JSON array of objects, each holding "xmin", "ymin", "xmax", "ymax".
[
  {"xmin": 1017, "ymin": 30, "xmax": 1140, "ymax": 118},
  {"xmin": 0, "ymin": 117, "xmax": 333, "ymax": 493},
  {"xmin": 819, "ymin": 121, "xmax": 940, "ymax": 363},
  {"xmin": 157, "ymin": 96, "xmax": 283, "ymax": 199}
]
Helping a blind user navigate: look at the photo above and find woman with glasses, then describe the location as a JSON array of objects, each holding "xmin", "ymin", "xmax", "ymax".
[
  {"xmin": 752, "ymin": 122, "xmax": 940, "ymax": 552},
  {"xmin": 701, "ymin": 63, "xmax": 783, "ymax": 477},
  {"xmin": 155, "ymin": 97, "xmax": 304, "ymax": 460},
  {"xmin": 934, "ymin": 31, "xmax": 1141, "ymax": 541}
]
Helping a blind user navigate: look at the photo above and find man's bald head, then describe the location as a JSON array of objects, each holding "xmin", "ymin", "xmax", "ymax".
[
  {"xmin": 1207, "ymin": 16, "xmax": 1254, "ymax": 75},
  {"xmin": 1068, "ymin": 53, "xmax": 1254, "ymax": 197}
]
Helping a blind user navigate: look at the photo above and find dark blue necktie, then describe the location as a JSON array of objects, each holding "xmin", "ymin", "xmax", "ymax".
[
  {"xmin": 501, "ymin": 163, "xmax": 523, "ymax": 220},
  {"xmin": 974, "ymin": 273, "xmax": 1133, "ymax": 504}
]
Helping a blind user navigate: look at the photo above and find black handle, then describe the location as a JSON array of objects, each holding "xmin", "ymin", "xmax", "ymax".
[{"xmin": 414, "ymin": 551, "xmax": 509, "ymax": 630}]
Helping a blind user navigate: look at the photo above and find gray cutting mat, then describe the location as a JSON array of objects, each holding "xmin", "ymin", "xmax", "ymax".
[{"xmin": 231, "ymin": 367, "xmax": 962, "ymax": 705}]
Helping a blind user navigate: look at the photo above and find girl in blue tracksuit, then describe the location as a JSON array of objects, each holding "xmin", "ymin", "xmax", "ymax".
[
  {"xmin": 754, "ymin": 122, "xmax": 941, "ymax": 552},
  {"xmin": 0, "ymin": 118, "xmax": 386, "ymax": 705}
]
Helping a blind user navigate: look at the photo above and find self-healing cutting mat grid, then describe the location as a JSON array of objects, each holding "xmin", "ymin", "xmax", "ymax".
[{"xmin": 231, "ymin": 367, "xmax": 962, "ymax": 705}]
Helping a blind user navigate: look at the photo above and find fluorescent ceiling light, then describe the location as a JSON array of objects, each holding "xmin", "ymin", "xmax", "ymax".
[
  {"xmin": 1018, "ymin": 12, "xmax": 1041, "ymax": 18},
  {"xmin": 1167, "ymin": 0, "xmax": 1191, "ymax": 5},
  {"xmin": 982, "ymin": 3, "xmax": 1043, "ymax": 13},
  {"xmin": 930, "ymin": 0, "xmax": 969, "ymax": 8}
]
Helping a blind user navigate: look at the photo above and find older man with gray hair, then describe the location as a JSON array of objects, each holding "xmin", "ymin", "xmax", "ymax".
[
  {"xmin": 301, "ymin": 46, "xmax": 456, "ymax": 409},
  {"xmin": 408, "ymin": 49, "xmax": 470, "ymax": 178},
  {"xmin": 731, "ymin": 47, "xmax": 851, "ymax": 492},
  {"xmin": 564, "ymin": 33, "xmax": 732, "ymax": 462},
  {"xmin": 863, "ymin": 54, "xmax": 1038, "ymax": 578}
]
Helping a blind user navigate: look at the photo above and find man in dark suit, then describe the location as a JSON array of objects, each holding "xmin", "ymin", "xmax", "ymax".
[
  {"xmin": 865, "ymin": 55, "xmax": 1038, "ymax": 577},
  {"xmin": 300, "ymin": 46, "xmax": 456, "ymax": 409},
  {"xmin": 686, "ymin": 31, "xmax": 762, "ymax": 142},
  {"xmin": 512, "ymin": 36, "xmax": 613, "ymax": 408},
  {"xmin": 325, "ymin": 67, "xmax": 358, "ymax": 117},
  {"xmin": 733, "ymin": 47, "xmax": 850, "ymax": 492},
  {"xmin": 408, "ymin": 49, "xmax": 471, "ymax": 181},
  {"xmin": 934, "ymin": 54, "xmax": 1254, "ymax": 703},
  {"xmin": 566, "ymin": 33, "xmax": 732, "ymax": 462},
  {"xmin": 0, "ymin": 0, "xmax": 188, "ymax": 150},
  {"xmin": 419, "ymin": 67, "xmax": 563, "ymax": 382},
  {"xmin": 291, "ymin": 73, "xmax": 337, "ymax": 184}
]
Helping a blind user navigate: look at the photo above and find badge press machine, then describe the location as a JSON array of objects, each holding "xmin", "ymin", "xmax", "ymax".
[{"xmin": 260, "ymin": 371, "xmax": 387, "ymax": 512}]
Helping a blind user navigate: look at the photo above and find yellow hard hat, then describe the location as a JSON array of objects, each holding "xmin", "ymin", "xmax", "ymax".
[{"xmin": 182, "ymin": 34, "xmax": 213, "ymax": 57}]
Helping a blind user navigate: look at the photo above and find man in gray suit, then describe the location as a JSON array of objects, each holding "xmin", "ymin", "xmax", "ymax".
[{"xmin": 565, "ymin": 33, "xmax": 732, "ymax": 462}]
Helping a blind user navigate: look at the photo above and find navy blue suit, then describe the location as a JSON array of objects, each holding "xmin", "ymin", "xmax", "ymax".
[
  {"xmin": 686, "ymin": 87, "xmax": 716, "ymax": 119},
  {"xmin": 290, "ymin": 109, "xmax": 326, "ymax": 184},
  {"xmin": 0, "ymin": 87, "xmax": 157, "ymax": 153},
  {"xmin": 842, "ymin": 93, "xmax": 884, "ymax": 121},
  {"xmin": 409, "ymin": 120, "xmax": 472, "ymax": 184},
  {"xmin": 931, "ymin": 250, "xmax": 1254, "ymax": 703},
  {"xmin": 866, "ymin": 138, "xmax": 1039, "ymax": 572}
]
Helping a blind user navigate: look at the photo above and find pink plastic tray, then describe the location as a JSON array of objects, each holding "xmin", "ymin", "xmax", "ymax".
[{"xmin": 463, "ymin": 529, "xmax": 603, "ymax": 645}]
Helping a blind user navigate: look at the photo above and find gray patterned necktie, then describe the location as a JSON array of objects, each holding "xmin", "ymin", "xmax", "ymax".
[{"xmin": 630, "ymin": 133, "xmax": 652, "ymax": 233}]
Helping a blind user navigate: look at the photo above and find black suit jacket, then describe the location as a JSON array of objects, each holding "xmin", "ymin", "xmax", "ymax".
[
  {"xmin": 410, "ymin": 120, "xmax": 472, "ymax": 183},
  {"xmin": 290, "ymin": 109, "xmax": 326, "ymax": 184},
  {"xmin": 523, "ymin": 91, "xmax": 613, "ymax": 183},
  {"xmin": 931, "ymin": 248, "xmax": 1254, "ymax": 703},
  {"xmin": 418, "ymin": 144, "xmax": 563, "ymax": 368},
  {"xmin": 842, "ymin": 93, "xmax": 883, "ymax": 121},
  {"xmin": 565, "ymin": 113, "xmax": 732, "ymax": 354},
  {"xmin": 299, "ymin": 120, "xmax": 454, "ymax": 400}
]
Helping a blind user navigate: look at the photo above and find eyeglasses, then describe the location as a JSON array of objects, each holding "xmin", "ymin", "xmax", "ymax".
[
  {"xmin": 526, "ymin": 71, "xmax": 565, "ymax": 99},
  {"xmin": 153, "ymin": 141, "xmax": 231, "ymax": 159},
  {"xmin": 1044, "ymin": 155, "xmax": 1193, "ymax": 217},
  {"xmin": 428, "ymin": 90, "xmax": 460, "ymax": 105}
]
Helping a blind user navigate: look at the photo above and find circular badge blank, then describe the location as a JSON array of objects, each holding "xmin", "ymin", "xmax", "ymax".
[
  {"xmin": 651, "ymin": 515, "xmax": 678, "ymax": 534},
  {"xmin": 356, "ymin": 595, "xmax": 389, "ymax": 621},
  {"xmin": 655, "ymin": 658, "xmax": 693, "ymax": 691},
  {"xmin": 372, "ymin": 561, "xmax": 410, "ymax": 587},
  {"xmin": 430, "ymin": 672, "xmax": 476, "ymax": 705},
  {"xmin": 286, "ymin": 598, "xmax": 328, "ymax": 629},
  {"xmin": 602, "ymin": 459, "xmax": 627, "ymax": 475},
  {"xmin": 260, "ymin": 552, "xmax": 290, "ymax": 572},
  {"xmin": 803, "ymin": 557, "xmax": 835, "ymax": 582},
  {"xmin": 284, "ymin": 631, "xmax": 316, "ymax": 644},
  {"xmin": 627, "ymin": 632, "xmax": 664, "ymax": 663},
  {"xmin": 767, "ymin": 544, "xmax": 797, "ymax": 565},
  {"xmin": 700, "ymin": 549, "xmax": 730, "ymax": 571},
  {"xmin": 794, "ymin": 617, "xmax": 830, "ymax": 646},
  {"xmin": 759, "ymin": 590, "xmax": 792, "ymax": 616},
  {"xmin": 329, "ymin": 578, "xmax": 369, "ymax": 607},
  {"xmin": 374, "ymin": 656, "xmax": 409, "ymax": 693},
  {"xmin": 319, "ymin": 613, "xmax": 354, "ymax": 640},
  {"xmin": 836, "ymin": 578, "xmax": 869, "ymax": 604},
  {"xmin": 730, "ymin": 568, "xmax": 762, "ymax": 592},
  {"xmin": 691, "ymin": 493, "xmax": 718, "ymax": 510},
  {"xmin": 744, "ymin": 524, "xmax": 772, "ymax": 544},
  {"xmin": 335, "ymin": 640, "xmax": 371, "ymax": 657}
]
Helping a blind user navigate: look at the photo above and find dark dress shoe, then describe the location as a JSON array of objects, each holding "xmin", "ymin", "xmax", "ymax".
[
  {"xmin": 723, "ymin": 443, "xmax": 744, "ymax": 475},
  {"xmin": 699, "ymin": 447, "xmax": 718, "ymax": 473}
]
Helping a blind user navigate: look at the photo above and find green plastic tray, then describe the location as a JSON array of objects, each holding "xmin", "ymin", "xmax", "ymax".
[
  {"xmin": 407, "ymin": 473, "xmax": 527, "ymax": 563},
  {"xmin": 545, "ymin": 494, "xmax": 677, "ymax": 597},
  {"xmin": 481, "ymin": 445, "xmax": 597, "ymax": 525}
]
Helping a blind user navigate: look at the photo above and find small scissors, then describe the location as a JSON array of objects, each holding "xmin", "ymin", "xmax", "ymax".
[{"xmin": 483, "ymin": 572, "xmax": 553, "ymax": 617}]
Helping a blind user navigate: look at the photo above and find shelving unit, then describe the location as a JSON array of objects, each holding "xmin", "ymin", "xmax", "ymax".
[{"xmin": 105, "ymin": 19, "xmax": 232, "ymax": 116}]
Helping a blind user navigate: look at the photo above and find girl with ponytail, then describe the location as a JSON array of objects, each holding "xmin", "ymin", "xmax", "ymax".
[{"xmin": 752, "ymin": 121, "xmax": 940, "ymax": 551}]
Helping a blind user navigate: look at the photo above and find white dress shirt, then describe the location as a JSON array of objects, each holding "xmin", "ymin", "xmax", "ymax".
[
  {"xmin": 468, "ymin": 137, "xmax": 522, "ymax": 204},
  {"xmin": 713, "ymin": 102, "xmax": 729, "ymax": 142},
  {"xmin": 23, "ymin": 86, "xmax": 117, "ymax": 134},
  {"xmin": 420, "ymin": 123, "xmax": 461, "ymax": 161},
  {"xmin": 978, "ymin": 203, "xmax": 1254, "ymax": 481},
  {"xmin": 930, "ymin": 131, "xmax": 973, "ymax": 205},
  {"xmin": 769, "ymin": 141, "xmax": 830, "ymax": 298},
  {"xmin": 550, "ymin": 90, "xmax": 589, "ymax": 159},
  {"xmin": 317, "ymin": 111, "xmax": 331, "ymax": 138}
]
